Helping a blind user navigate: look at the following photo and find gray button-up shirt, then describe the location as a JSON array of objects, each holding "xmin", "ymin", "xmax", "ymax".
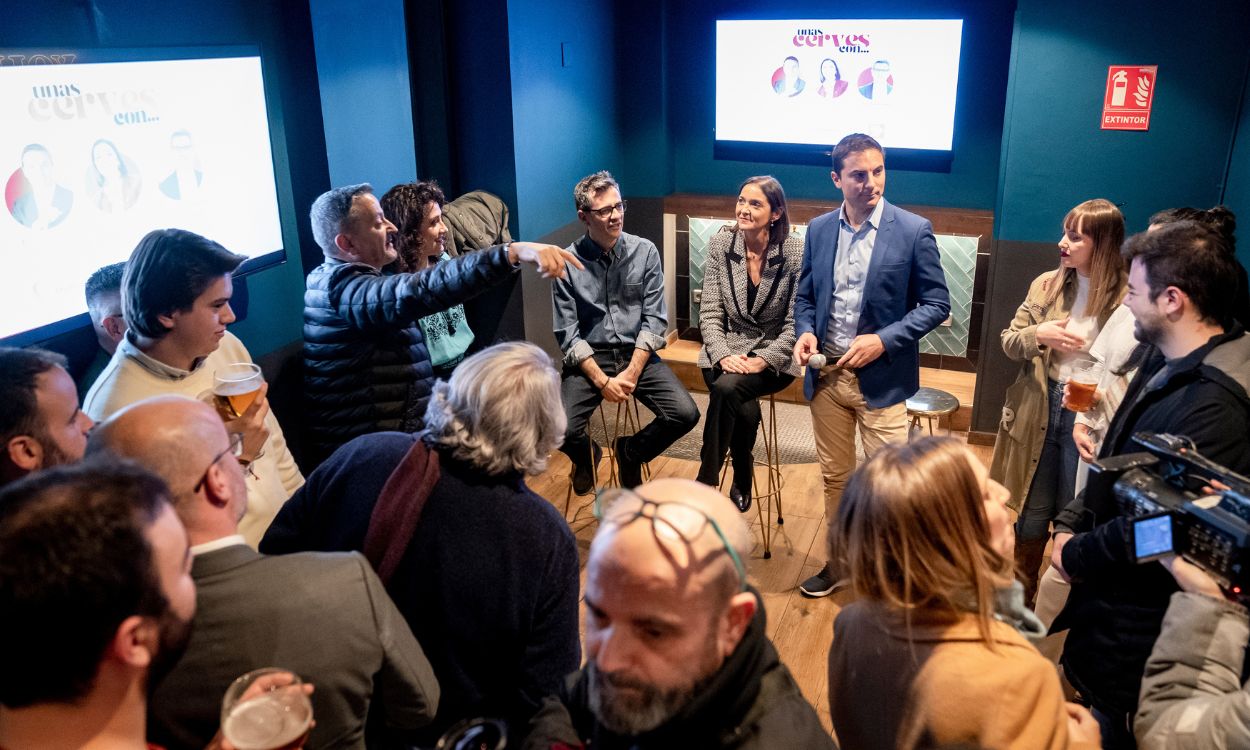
[
  {"xmin": 552, "ymin": 231, "xmax": 668, "ymax": 367},
  {"xmin": 824, "ymin": 198, "xmax": 885, "ymax": 355}
]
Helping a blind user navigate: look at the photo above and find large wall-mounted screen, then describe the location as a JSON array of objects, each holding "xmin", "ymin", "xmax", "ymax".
[
  {"xmin": 0, "ymin": 48, "xmax": 285, "ymax": 343},
  {"xmin": 715, "ymin": 19, "xmax": 964, "ymax": 167}
]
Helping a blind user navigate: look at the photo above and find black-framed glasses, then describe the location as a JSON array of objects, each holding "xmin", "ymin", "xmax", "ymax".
[
  {"xmin": 593, "ymin": 488, "xmax": 747, "ymax": 591},
  {"xmin": 193, "ymin": 432, "xmax": 246, "ymax": 493},
  {"xmin": 586, "ymin": 201, "xmax": 627, "ymax": 219}
]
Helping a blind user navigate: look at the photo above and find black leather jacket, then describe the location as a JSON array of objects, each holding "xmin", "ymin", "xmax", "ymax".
[{"xmin": 302, "ymin": 245, "xmax": 516, "ymax": 462}]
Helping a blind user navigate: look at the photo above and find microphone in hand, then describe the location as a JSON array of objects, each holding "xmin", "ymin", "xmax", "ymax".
[{"xmin": 807, "ymin": 352, "xmax": 827, "ymax": 370}]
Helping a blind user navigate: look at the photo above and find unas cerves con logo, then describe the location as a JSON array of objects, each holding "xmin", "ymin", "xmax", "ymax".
[{"xmin": 792, "ymin": 30, "xmax": 870, "ymax": 53}]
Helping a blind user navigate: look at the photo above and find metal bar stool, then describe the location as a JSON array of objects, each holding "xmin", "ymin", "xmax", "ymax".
[
  {"xmin": 717, "ymin": 392, "xmax": 785, "ymax": 559},
  {"xmin": 562, "ymin": 396, "xmax": 652, "ymax": 521},
  {"xmin": 905, "ymin": 387, "xmax": 960, "ymax": 439}
]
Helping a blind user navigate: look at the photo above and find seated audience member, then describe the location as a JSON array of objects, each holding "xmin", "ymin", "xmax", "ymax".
[
  {"xmin": 89, "ymin": 396, "xmax": 440, "ymax": 750},
  {"xmin": 380, "ymin": 181, "xmax": 475, "ymax": 380},
  {"xmin": 0, "ymin": 460, "xmax": 196, "ymax": 749},
  {"xmin": 302, "ymin": 183, "xmax": 580, "ymax": 463},
  {"xmin": 0, "ymin": 347, "xmax": 93, "ymax": 488},
  {"xmin": 553, "ymin": 170, "xmax": 699, "ymax": 492},
  {"xmin": 695, "ymin": 176, "xmax": 802, "ymax": 512},
  {"xmin": 83, "ymin": 228, "xmax": 304, "ymax": 547},
  {"xmin": 826, "ymin": 437, "xmax": 1101, "ymax": 750},
  {"xmin": 262, "ymin": 342, "xmax": 580, "ymax": 744},
  {"xmin": 82, "ymin": 261, "xmax": 128, "ymax": 390},
  {"xmin": 525, "ymin": 479, "xmax": 835, "ymax": 749},
  {"xmin": 1050, "ymin": 222, "xmax": 1250, "ymax": 747},
  {"xmin": 1136, "ymin": 556, "xmax": 1250, "ymax": 749}
]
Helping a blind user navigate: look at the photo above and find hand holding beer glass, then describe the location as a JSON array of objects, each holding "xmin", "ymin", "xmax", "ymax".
[
  {"xmin": 220, "ymin": 668, "xmax": 314, "ymax": 750},
  {"xmin": 1063, "ymin": 355, "xmax": 1102, "ymax": 413},
  {"xmin": 212, "ymin": 363, "xmax": 270, "ymax": 463}
]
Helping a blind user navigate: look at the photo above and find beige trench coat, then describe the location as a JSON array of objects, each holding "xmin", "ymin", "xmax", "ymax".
[{"xmin": 989, "ymin": 270, "xmax": 1098, "ymax": 512}]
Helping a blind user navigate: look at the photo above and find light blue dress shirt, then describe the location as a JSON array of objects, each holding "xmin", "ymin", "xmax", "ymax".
[{"xmin": 824, "ymin": 198, "xmax": 886, "ymax": 355}]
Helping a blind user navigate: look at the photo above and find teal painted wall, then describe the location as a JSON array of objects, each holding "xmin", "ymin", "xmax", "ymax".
[
  {"xmin": 506, "ymin": 0, "xmax": 623, "ymax": 239},
  {"xmin": 994, "ymin": 0, "xmax": 1250, "ymax": 241},
  {"xmin": 1222, "ymin": 67, "xmax": 1250, "ymax": 271}
]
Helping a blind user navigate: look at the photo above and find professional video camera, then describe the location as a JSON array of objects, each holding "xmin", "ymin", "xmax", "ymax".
[{"xmin": 1086, "ymin": 432, "xmax": 1250, "ymax": 594}]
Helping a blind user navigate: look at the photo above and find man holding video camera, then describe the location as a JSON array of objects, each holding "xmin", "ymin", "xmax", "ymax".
[{"xmin": 1049, "ymin": 221, "xmax": 1250, "ymax": 747}]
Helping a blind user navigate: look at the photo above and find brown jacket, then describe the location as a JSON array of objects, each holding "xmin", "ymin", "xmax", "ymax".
[
  {"xmin": 828, "ymin": 600, "xmax": 1095, "ymax": 750},
  {"xmin": 989, "ymin": 271, "xmax": 1111, "ymax": 510}
]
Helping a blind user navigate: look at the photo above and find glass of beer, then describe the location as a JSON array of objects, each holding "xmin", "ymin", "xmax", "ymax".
[
  {"xmin": 213, "ymin": 363, "xmax": 264, "ymax": 419},
  {"xmin": 221, "ymin": 668, "xmax": 313, "ymax": 750},
  {"xmin": 435, "ymin": 718, "xmax": 508, "ymax": 750},
  {"xmin": 1064, "ymin": 356, "xmax": 1102, "ymax": 413}
]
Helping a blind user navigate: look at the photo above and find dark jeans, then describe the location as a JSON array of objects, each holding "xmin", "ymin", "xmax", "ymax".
[
  {"xmin": 1017, "ymin": 378, "xmax": 1079, "ymax": 542},
  {"xmin": 696, "ymin": 366, "xmax": 794, "ymax": 488},
  {"xmin": 560, "ymin": 348, "xmax": 699, "ymax": 467}
]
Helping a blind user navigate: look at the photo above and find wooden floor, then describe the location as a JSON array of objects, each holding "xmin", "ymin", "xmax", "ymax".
[{"xmin": 526, "ymin": 436, "xmax": 995, "ymax": 735}]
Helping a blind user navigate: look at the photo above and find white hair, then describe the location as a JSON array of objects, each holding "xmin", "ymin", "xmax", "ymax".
[{"xmin": 422, "ymin": 341, "xmax": 566, "ymax": 475}]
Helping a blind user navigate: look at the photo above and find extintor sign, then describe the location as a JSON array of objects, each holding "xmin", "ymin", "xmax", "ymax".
[{"xmin": 1102, "ymin": 65, "xmax": 1157, "ymax": 131}]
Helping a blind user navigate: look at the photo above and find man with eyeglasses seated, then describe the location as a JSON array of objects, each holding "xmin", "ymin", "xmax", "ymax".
[
  {"xmin": 88, "ymin": 396, "xmax": 440, "ymax": 750},
  {"xmin": 553, "ymin": 171, "xmax": 699, "ymax": 493},
  {"xmin": 524, "ymin": 479, "xmax": 837, "ymax": 749}
]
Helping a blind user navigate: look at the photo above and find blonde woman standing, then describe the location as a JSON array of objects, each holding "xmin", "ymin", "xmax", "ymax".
[{"xmin": 827, "ymin": 437, "xmax": 1101, "ymax": 749}]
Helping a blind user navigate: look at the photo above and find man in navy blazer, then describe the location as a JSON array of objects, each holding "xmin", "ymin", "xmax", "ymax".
[{"xmin": 792, "ymin": 133, "xmax": 950, "ymax": 596}]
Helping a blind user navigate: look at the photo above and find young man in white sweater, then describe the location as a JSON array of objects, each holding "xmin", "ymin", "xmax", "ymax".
[{"xmin": 84, "ymin": 228, "xmax": 303, "ymax": 545}]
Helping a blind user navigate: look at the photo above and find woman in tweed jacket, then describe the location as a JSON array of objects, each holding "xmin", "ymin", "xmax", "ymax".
[{"xmin": 696, "ymin": 176, "xmax": 803, "ymax": 511}]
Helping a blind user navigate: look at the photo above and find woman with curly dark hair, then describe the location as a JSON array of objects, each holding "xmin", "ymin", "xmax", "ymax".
[{"xmin": 381, "ymin": 181, "xmax": 475, "ymax": 379}]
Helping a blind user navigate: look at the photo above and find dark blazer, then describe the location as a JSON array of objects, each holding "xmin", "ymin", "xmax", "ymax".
[
  {"xmin": 793, "ymin": 199, "xmax": 950, "ymax": 408},
  {"xmin": 148, "ymin": 545, "xmax": 439, "ymax": 750},
  {"xmin": 698, "ymin": 226, "xmax": 803, "ymax": 377}
]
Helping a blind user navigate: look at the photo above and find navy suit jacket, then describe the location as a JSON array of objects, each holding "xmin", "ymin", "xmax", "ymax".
[{"xmin": 794, "ymin": 198, "xmax": 950, "ymax": 408}]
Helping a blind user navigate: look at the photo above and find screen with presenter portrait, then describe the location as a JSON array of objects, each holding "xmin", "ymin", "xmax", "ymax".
[
  {"xmin": 715, "ymin": 19, "xmax": 964, "ymax": 168},
  {"xmin": 0, "ymin": 47, "xmax": 286, "ymax": 343}
]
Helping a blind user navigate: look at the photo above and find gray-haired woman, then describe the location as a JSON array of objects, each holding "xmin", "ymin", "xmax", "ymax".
[{"xmin": 261, "ymin": 341, "xmax": 580, "ymax": 746}]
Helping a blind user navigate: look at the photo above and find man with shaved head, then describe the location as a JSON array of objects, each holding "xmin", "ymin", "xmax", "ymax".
[
  {"xmin": 524, "ymin": 479, "xmax": 835, "ymax": 749},
  {"xmin": 88, "ymin": 396, "xmax": 440, "ymax": 750}
]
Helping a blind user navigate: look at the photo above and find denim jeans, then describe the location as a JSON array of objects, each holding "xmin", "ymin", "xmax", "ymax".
[{"xmin": 1017, "ymin": 378, "xmax": 1079, "ymax": 542}]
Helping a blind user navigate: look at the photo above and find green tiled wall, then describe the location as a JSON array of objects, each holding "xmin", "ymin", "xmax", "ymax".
[{"xmin": 688, "ymin": 217, "xmax": 977, "ymax": 357}]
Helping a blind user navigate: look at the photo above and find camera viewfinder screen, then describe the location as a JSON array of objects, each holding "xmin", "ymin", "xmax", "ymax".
[{"xmin": 1134, "ymin": 515, "xmax": 1174, "ymax": 560}]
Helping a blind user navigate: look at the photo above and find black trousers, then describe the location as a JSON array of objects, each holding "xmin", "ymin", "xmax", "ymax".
[
  {"xmin": 696, "ymin": 366, "xmax": 794, "ymax": 487},
  {"xmin": 560, "ymin": 348, "xmax": 700, "ymax": 467}
]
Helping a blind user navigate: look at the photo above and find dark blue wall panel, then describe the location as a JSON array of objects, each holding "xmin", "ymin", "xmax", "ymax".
[
  {"xmin": 309, "ymin": 0, "xmax": 417, "ymax": 192},
  {"xmin": 506, "ymin": 0, "xmax": 622, "ymax": 239}
]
